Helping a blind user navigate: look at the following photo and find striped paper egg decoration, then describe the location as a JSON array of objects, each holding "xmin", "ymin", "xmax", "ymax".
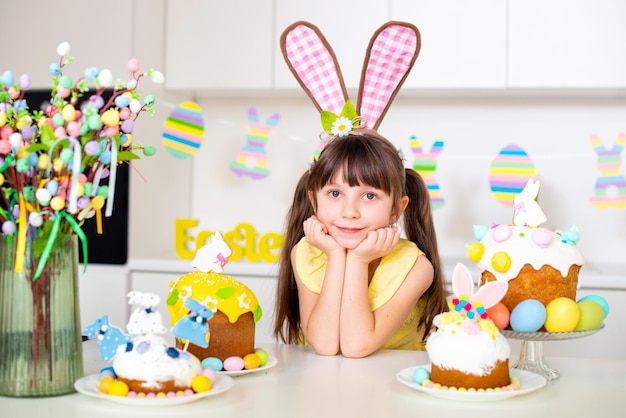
[
  {"xmin": 162, "ymin": 102, "xmax": 204, "ymax": 158},
  {"xmin": 489, "ymin": 144, "xmax": 537, "ymax": 207}
]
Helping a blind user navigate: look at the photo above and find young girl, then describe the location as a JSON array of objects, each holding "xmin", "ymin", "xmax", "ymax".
[{"xmin": 273, "ymin": 130, "xmax": 448, "ymax": 358}]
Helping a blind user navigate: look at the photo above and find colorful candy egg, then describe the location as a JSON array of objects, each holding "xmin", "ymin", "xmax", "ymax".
[
  {"xmin": 510, "ymin": 299, "xmax": 546, "ymax": 332},
  {"xmin": 489, "ymin": 144, "xmax": 537, "ymax": 207},
  {"xmin": 544, "ymin": 297, "xmax": 579, "ymax": 332},
  {"xmin": 577, "ymin": 295, "xmax": 609, "ymax": 318},
  {"xmin": 223, "ymin": 356, "xmax": 245, "ymax": 371},
  {"xmin": 574, "ymin": 300, "xmax": 604, "ymax": 331},
  {"xmin": 162, "ymin": 102, "xmax": 204, "ymax": 159}
]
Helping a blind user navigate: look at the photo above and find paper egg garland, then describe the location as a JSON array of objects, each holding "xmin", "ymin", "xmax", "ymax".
[
  {"xmin": 489, "ymin": 144, "xmax": 537, "ymax": 207},
  {"xmin": 409, "ymin": 136, "xmax": 444, "ymax": 210},
  {"xmin": 589, "ymin": 134, "xmax": 626, "ymax": 209},
  {"xmin": 162, "ymin": 102, "xmax": 204, "ymax": 158}
]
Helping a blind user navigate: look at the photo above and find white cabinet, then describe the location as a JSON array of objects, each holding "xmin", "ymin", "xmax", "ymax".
[
  {"xmin": 273, "ymin": 0, "xmax": 391, "ymax": 89},
  {"xmin": 391, "ymin": 0, "xmax": 507, "ymax": 89},
  {"xmin": 508, "ymin": 0, "xmax": 626, "ymax": 88},
  {"xmin": 164, "ymin": 0, "xmax": 274, "ymax": 90}
]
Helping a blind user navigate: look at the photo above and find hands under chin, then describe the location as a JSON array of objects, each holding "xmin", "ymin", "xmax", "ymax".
[
  {"xmin": 348, "ymin": 226, "xmax": 400, "ymax": 263},
  {"xmin": 303, "ymin": 215, "xmax": 344, "ymax": 255}
]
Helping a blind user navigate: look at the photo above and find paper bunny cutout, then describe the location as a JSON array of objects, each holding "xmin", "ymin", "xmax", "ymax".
[
  {"xmin": 513, "ymin": 178, "xmax": 547, "ymax": 227},
  {"xmin": 171, "ymin": 298, "xmax": 214, "ymax": 348},
  {"xmin": 280, "ymin": 21, "xmax": 420, "ymax": 134},
  {"xmin": 126, "ymin": 291, "xmax": 167, "ymax": 335},
  {"xmin": 82, "ymin": 315, "xmax": 131, "ymax": 362},
  {"xmin": 230, "ymin": 107, "xmax": 280, "ymax": 179},
  {"xmin": 450, "ymin": 263, "xmax": 508, "ymax": 320},
  {"xmin": 589, "ymin": 134, "xmax": 626, "ymax": 208},
  {"xmin": 192, "ymin": 231, "xmax": 233, "ymax": 273}
]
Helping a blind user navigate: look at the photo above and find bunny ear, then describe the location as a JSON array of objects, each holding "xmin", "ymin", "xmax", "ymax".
[
  {"xmin": 451, "ymin": 263, "xmax": 476, "ymax": 298},
  {"xmin": 357, "ymin": 21, "xmax": 420, "ymax": 130},
  {"xmin": 473, "ymin": 281, "xmax": 509, "ymax": 309},
  {"xmin": 280, "ymin": 21, "xmax": 349, "ymax": 116}
]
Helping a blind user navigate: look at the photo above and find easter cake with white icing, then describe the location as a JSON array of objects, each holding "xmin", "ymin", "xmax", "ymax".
[
  {"xmin": 424, "ymin": 263, "xmax": 513, "ymax": 390},
  {"xmin": 83, "ymin": 291, "xmax": 214, "ymax": 397},
  {"xmin": 467, "ymin": 179, "xmax": 584, "ymax": 312}
]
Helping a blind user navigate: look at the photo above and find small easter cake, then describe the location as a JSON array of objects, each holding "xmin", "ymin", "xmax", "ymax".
[
  {"xmin": 467, "ymin": 179, "xmax": 584, "ymax": 312},
  {"xmin": 166, "ymin": 232, "xmax": 263, "ymax": 367},
  {"xmin": 83, "ymin": 292, "xmax": 215, "ymax": 397},
  {"xmin": 424, "ymin": 263, "xmax": 514, "ymax": 390}
]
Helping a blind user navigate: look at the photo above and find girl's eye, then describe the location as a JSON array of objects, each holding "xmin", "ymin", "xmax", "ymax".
[
  {"xmin": 364, "ymin": 192, "xmax": 377, "ymax": 200},
  {"xmin": 329, "ymin": 190, "xmax": 341, "ymax": 198}
]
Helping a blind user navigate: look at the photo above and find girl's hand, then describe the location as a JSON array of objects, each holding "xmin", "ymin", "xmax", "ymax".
[
  {"xmin": 348, "ymin": 226, "xmax": 400, "ymax": 263},
  {"xmin": 303, "ymin": 216, "xmax": 344, "ymax": 255}
]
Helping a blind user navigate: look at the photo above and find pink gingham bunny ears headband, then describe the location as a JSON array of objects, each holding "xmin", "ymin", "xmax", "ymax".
[{"xmin": 280, "ymin": 21, "xmax": 420, "ymax": 138}]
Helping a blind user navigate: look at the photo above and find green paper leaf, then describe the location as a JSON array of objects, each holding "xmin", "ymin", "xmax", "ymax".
[
  {"xmin": 39, "ymin": 124, "xmax": 56, "ymax": 147},
  {"xmin": 320, "ymin": 110, "xmax": 339, "ymax": 131},
  {"xmin": 340, "ymin": 100, "xmax": 358, "ymax": 121},
  {"xmin": 117, "ymin": 151, "xmax": 141, "ymax": 161}
]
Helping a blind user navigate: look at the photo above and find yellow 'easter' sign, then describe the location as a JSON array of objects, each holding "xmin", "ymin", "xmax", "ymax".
[{"xmin": 175, "ymin": 219, "xmax": 283, "ymax": 263}]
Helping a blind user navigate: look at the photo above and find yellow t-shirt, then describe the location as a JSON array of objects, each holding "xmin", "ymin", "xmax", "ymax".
[{"xmin": 295, "ymin": 237, "xmax": 427, "ymax": 351}]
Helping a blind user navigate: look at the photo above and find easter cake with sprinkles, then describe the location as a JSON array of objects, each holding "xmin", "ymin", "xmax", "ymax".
[
  {"xmin": 83, "ymin": 291, "xmax": 217, "ymax": 398},
  {"xmin": 467, "ymin": 179, "xmax": 584, "ymax": 313},
  {"xmin": 166, "ymin": 232, "xmax": 265, "ymax": 371},
  {"xmin": 419, "ymin": 263, "xmax": 515, "ymax": 390}
]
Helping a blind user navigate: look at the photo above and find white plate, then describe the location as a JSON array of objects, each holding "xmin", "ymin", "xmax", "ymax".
[
  {"xmin": 74, "ymin": 373, "xmax": 234, "ymax": 406},
  {"xmin": 218, "ymin": 356, "xmax": 278, "ymax": 377},
  {"xmin": 396, "ymin": 365, "xmax": 546, "ymax": 402}
]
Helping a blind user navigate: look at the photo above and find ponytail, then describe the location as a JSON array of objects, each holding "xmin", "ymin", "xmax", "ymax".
[
  {"xmin": 403, "ymin": 169, "xmax": 449, "ymax": 339},
  {"xmin": 273, "ymin": 171, "xmax": 313, "ymax": 343}
]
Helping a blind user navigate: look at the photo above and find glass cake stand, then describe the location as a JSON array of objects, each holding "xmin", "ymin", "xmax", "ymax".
[{"xmin": 501, "ymin": 325, "xmax": 605, "ymax": 381}]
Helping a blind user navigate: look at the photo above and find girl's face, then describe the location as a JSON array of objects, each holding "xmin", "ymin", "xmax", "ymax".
[{"xmin": 312, "ymin": 172, "xmax": 405, "ymax": 250}]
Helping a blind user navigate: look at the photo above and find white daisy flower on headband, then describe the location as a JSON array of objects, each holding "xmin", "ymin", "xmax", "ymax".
[{"xmin": 331, "ymin": 116, "xmax": 353, "ymax": 137}]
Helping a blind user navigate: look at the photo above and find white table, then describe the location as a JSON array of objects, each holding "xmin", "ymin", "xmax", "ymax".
[{"xmin": 1, "ymin": 341, "xmax": 625, "ymax": 417}]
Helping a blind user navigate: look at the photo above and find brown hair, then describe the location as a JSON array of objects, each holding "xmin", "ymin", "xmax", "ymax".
[{"xmin": 273, "ymin": 130, "xmax": 448, "ymax": 344}]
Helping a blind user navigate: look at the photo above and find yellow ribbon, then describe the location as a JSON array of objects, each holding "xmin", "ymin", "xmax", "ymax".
[{"xmin": 14, "ymin": 194, "xmax": 27, "ymax": 273}]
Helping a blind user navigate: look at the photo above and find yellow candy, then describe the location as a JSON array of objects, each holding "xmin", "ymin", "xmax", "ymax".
[
  {"xmin": 75, "ymin": 182, "xmax": 84, "ymax": 197},
  {"xmin": 108, "ymin": 380, "xmax": 130, "ymax": 397},
  {"xmin": 243, "ymin": 353, "xmax": 261, "ymax": 370},
  {"xmin": 0, "ymin": 173, "xmax": 4, "ymax": 186},
  {"xmin": 52, "ymin": 157, "xmax": 64, "ymax": 172},
  {"xmin": 491, "ymin": 251, "xmax": 511, "ymax": 273},
  {"xmin": 191, "ymin": 375, "xmax": 212, "ymax": 393},
  {"xmin": 38, "ymin": 154, "xmax": 50, "ymax": 170},
  {"xmin": 98, "ymin": 376, "xmax": 115, "ymax": 393},
  {"xmin": 50, "ymin": 196, "xmax": 65, "ymax": 211},
  {"xmin": 16, "ymin": 147, "xmax": 28, "ymax": 159},
  {"xmin": 156, "ymin": 392, "xmax": 166, "ymax": 398},
  {"xmin": 101, "ymin": 109, "xmax": 120, "ymax": 126},
  {"xmin": 16, "ymin": 116, "xmax": 31, "ymax": 130},
  {"xmin": 91, "ymin": 195, "xmax": 105, "ymax": 210},
  {"xmin": 61, "ymin": 104, "xmax": 76, "ymax": 121},
  {"xmin": 0, "ymin": 111, "xmax": 6, "ymax": 127},
  {"xmin": 122, "ymin": 133, "xmax": 133, "ymax": 147},
  {"xmin": 466, "ymin": 242, "xmax": 484, "ymax": 262}
]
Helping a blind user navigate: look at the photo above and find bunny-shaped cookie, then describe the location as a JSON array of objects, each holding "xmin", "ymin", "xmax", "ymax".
[
  {"xmin": 449, "ymin": 263, "xmax": 508, "ymax": 320},
  {"xmin": 513, "ymin": 178, "xmax": 547, "ymax": 227},
  {"xmin": 280, "ymin": 20, "xmax": 420, "ymax": 140}
]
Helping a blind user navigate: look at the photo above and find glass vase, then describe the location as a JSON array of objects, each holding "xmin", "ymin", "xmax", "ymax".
[{"xmin": 0, "ymin": 233, "xmax": 84, "ymax": 397}]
